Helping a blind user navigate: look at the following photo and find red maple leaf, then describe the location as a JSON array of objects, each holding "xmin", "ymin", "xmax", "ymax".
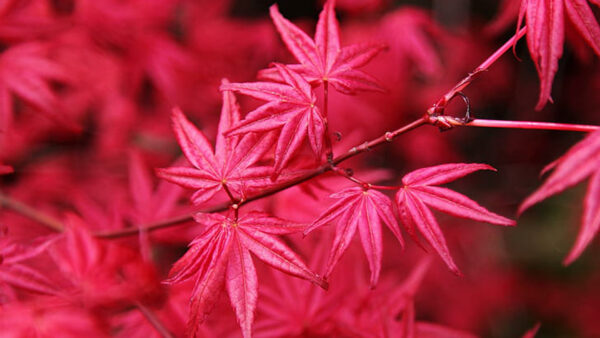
[
  {"xmin": 304, "ymin": 186, "xmax": 404, "ymax": 287},
  {"xmin": 396, "ymin": 163, "xmax": 515, "ymax": 274},
  {"xmin": 157, "ymin": 79, "xmax": 274, "ymax": 205},
  {"xmin": 517, "ymin": 0, "xmax": 600, "ymax": 110},
  {"xmin": 221, "ymin": 63, "xmax": 325, "ymax": 176},
  {"xmin": 0, "ymin": 42, "xmax": 75, "ymax": 131},
  {"xmin": 254, "ymin": 235, "xmax": 348, "ymax": 337},
  {"xmin": 0, "ymin": 233, "xmax": 58, "ymax": 295},
  {"xmin": 343, "ymin": 258, "xmax": 476, "ymax": 338},
  {"xmin": 165, "ymin": 211, "xmax": 327, "ymax": 338},
  {"xmin": 259, "ymin": 0, "xmax": 386, "ymax": 95},
  {"xmin": 49, "ymin": 214, "xmax": 159, "ymax": 308},
  {"xmin": 0, "ymin": 301, "xmax": 109, "ymax": 337},
  {"xmin": 519, "ymin": 129, "xmax": 600, "ymax": 265}
]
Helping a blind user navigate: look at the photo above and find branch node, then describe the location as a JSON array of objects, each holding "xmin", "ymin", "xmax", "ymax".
[{"xmin": 384, "ymin": 132, "xmax": 393, "ymax": 142}]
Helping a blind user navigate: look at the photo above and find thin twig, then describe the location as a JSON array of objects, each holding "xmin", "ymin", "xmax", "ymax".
[
  {"xmin": 95, "ymin": 117, "xmax": 428, "ymax": 238},
  {"xmin": 0, "ymin": 192, "xmax": 64, "ymax": 232},
  {"xmin": 134, "ymin": 301, "xmax": 175, "ymax": 338},
  {"xmin": 464, "ymin": 119, "xmax": 600, "ymax": 132},
  {"xmin": 428, "ymin": 26, "xmax": 527, "ymax": 116}
]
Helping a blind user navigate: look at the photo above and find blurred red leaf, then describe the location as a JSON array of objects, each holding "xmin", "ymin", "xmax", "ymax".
[{"xmin": 520, "ymin": 129, "xmax": 600, "ymax": 264}]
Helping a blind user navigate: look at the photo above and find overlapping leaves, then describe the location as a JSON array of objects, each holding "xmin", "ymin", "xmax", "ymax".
[
  {"xmin": 166, "ymin": 212, "xmax": 327, "ymax": 338},
  {"xmin": 221, "ymin": 64, "xmax": 325, "ymax": 176},
  {"xmin": 260, "ymin": 0, "xmax": 386, "ymax": 95},
  {"xmin": 517, "ymin": 0, "xmax": 600, "ymax": 110},
  {"xmin": 0, "ymin": 233, "xmax": 57, "ymax": 295},
  {"xmin": 520, "ymin": 129, "xmax": 600, "ymax": 264},
  {"xmin": 157, "ymin": 80, "xmax": 274, "ymax": 205}
]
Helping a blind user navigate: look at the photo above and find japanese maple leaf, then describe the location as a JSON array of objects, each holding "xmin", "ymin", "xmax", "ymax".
[
  {"xmin": 127, "ymin": 151, "xmax": 184, "ymax": 260},
  {"xmin": 345, "ymin": 258, "xmax": 476, "ymax": 338},
  {"xmin": 254, "ymin": 236, "xmax": 348, "ymax": 337},
  {"xmin": 259, "ymin": 0, "xmax": 386, "ymax": 95},
  {"xmin": 517, "ymin": 0, "xmax": 600, "ymax": 110},
  {"xmin": 50, "ymin": 214, "xmax": 159, "ymax": 307},
  {"xmin": 395, "ymin": 163, "xmax": 515, "ymax": 274},
  {"xmin": 387, "ymin": 259, "xmax": 476, "ymax": 338},
  {"xmin": 157, "ymin": 79, "xmax": 274, "ymax": 205},
  {"xmin": 304, "ymin": 186, "xmax": 404, "ymax": 287},
  {"xmin": 165, "ymin": 211, "xmax": 327, "ymax": 338},
  {"xmin": 519, "ymin": 129, "xmax": 600, "ymax": 264},
  {"xmin": 221, "ymin": 63, "xmax": 325, "ymax": 176},
  {"xmin": 0, "ymin": 301, "xmax": 109, "ymax": 337},
  {"xmin": 0, "ymin": 42, "xmax": 75, "ymax": 131},
  {"xmin": 0, "ymin": 234, "xmax": 58, "ymax": 295}
]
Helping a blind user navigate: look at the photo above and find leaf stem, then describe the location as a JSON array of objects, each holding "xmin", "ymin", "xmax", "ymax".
[
  {"xmin": 428, "ymin": 26, "xmax": 527, "ymax": 115},
  {"xmin": 0, "ymin": 192, "xmax": 64, "ymax": 232},
  {"xmin": 370, "ymin": 185, "xmax": 400, "ymax": 191},
  {"xmin": 464, "ymin": 119, "xmax": 600, "ymax": 132},
  {"xmin": 323, "ymin": 80, "xmax": 334, "ymax": 163},
  {"xmin": 134, "ymin": 300, "xmax": 175, "ymax": 338},
  {"xmin": 331, "ymin": 166, "xmax": 370, "ymax": 189}
]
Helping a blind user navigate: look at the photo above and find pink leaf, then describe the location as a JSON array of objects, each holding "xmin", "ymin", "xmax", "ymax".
[
  {"xmin": 564, "ymin": 170, "xmax": 600, "ymax": 264},
  {"xmin": 0, "ymin": 264, "xmax": 58, "ymax": 295},
  {"xmin": 269, "ymin": 4, "xmax": 320, "ymax": 73},
  {"xmin": 358, "ymin": 197, "xmax": 383, "ymax": 288},
  {"xmin": 565, "ymin": 0, "xmax": 600, "ymax": 56},
  {"xmin": 397, "ymin": 163, "xmax": 513, "ymax": 273},
  {"xmin": 221, "ymin": 64, "xmax": 324, "ymax": 175},
  {"xmin": 324, "ymin": 203, "xmax": 360, "ymax": 279},
  {"xmin": 522, "ymin": 322, "xmax": 542, "ymax": 338},
  {"xmin": 402, "ymin": 163, "xmax": 495, "ymax": 186},
  {"xmin": 227, "ymin": 234, "xmax": 258, "ymax": 338},
  {"xmin": 520, "ymin": 130, "xmax": 600, "ymax": 214},
  {"xmin": 315, "ymin": 0, "xmax": 341, "ymax": 73},
  {"xmin": 400, "ymin": 190, "xmax": 460, "ymax": 275},
  {"xmin": 159, "ymin": 91, "xmax": 277, "ymax": 205},
  {"xmin": 171, "ymin": 107, "xmax": 218, "ymax": 175},
  {"xmin": 265, "ymin": 0, "xmax": 385, "ymax": 94},
  {"xmin": 237, "ymin": 226, "xmax": 328, "ymax": 290},
  {"xmin": 308, "ymin": 187, "xmax": 404, "ymax": 286},
  {"xmin": 413, "ymin": 186, "xmax": 515, "ymax": 226}
]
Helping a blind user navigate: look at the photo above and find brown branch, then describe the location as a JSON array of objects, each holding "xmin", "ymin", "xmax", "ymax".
[
  {"xmin": 0, "ymin": 192, "xmax": 64, "ymax": 232},
  {"xmin": 95, "ymin": 117, "xmax": 428, "ymax": 238},
  {"xmin": 94, "ymin": 26, "xmax": 532, "ymax": 239}
]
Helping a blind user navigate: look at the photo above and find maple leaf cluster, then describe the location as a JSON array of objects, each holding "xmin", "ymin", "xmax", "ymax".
[{"xmin": 1, "ymin": 0, "xmax": 600, "ymax": 337}]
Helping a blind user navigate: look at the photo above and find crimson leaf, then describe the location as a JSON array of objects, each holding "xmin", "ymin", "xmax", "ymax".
[
  {"xmin": 519, "ymin": 129, "xmax": 600, "ymax": 265},
  {"xmin": 165, "ymin": 211, "xmax": 327, "ymax": 337},
  {"xmin": 304, "ymin": 187, "xmax": 403, "ymax": 287},
  {"xmin": 157, "ymin": 79, "xmax": 274, "ymax": 205},
  {"xmin": 260, "ymin": 0, "xmax": 386, "ymax": 95},
  {"xmin": 396, "ymin": 163, "xmax": 515, "ymax": 274},
  {"xmin": 221, "ymin": 64, "xmax": 325, "ymax": 176},
  {"xmin": 518, "ymin": 0, "xmax": 600, "ymax": 110}
]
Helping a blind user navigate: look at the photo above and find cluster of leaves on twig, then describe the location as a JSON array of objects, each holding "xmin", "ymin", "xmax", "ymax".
[{"xmin": 1, "ymin": 0, "xmax": 600, "ymax": 337}]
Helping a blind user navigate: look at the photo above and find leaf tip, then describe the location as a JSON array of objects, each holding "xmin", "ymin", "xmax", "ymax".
[{"xmin": 314, "ymin": 274, "xmax": 329, "ymax": 290}]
